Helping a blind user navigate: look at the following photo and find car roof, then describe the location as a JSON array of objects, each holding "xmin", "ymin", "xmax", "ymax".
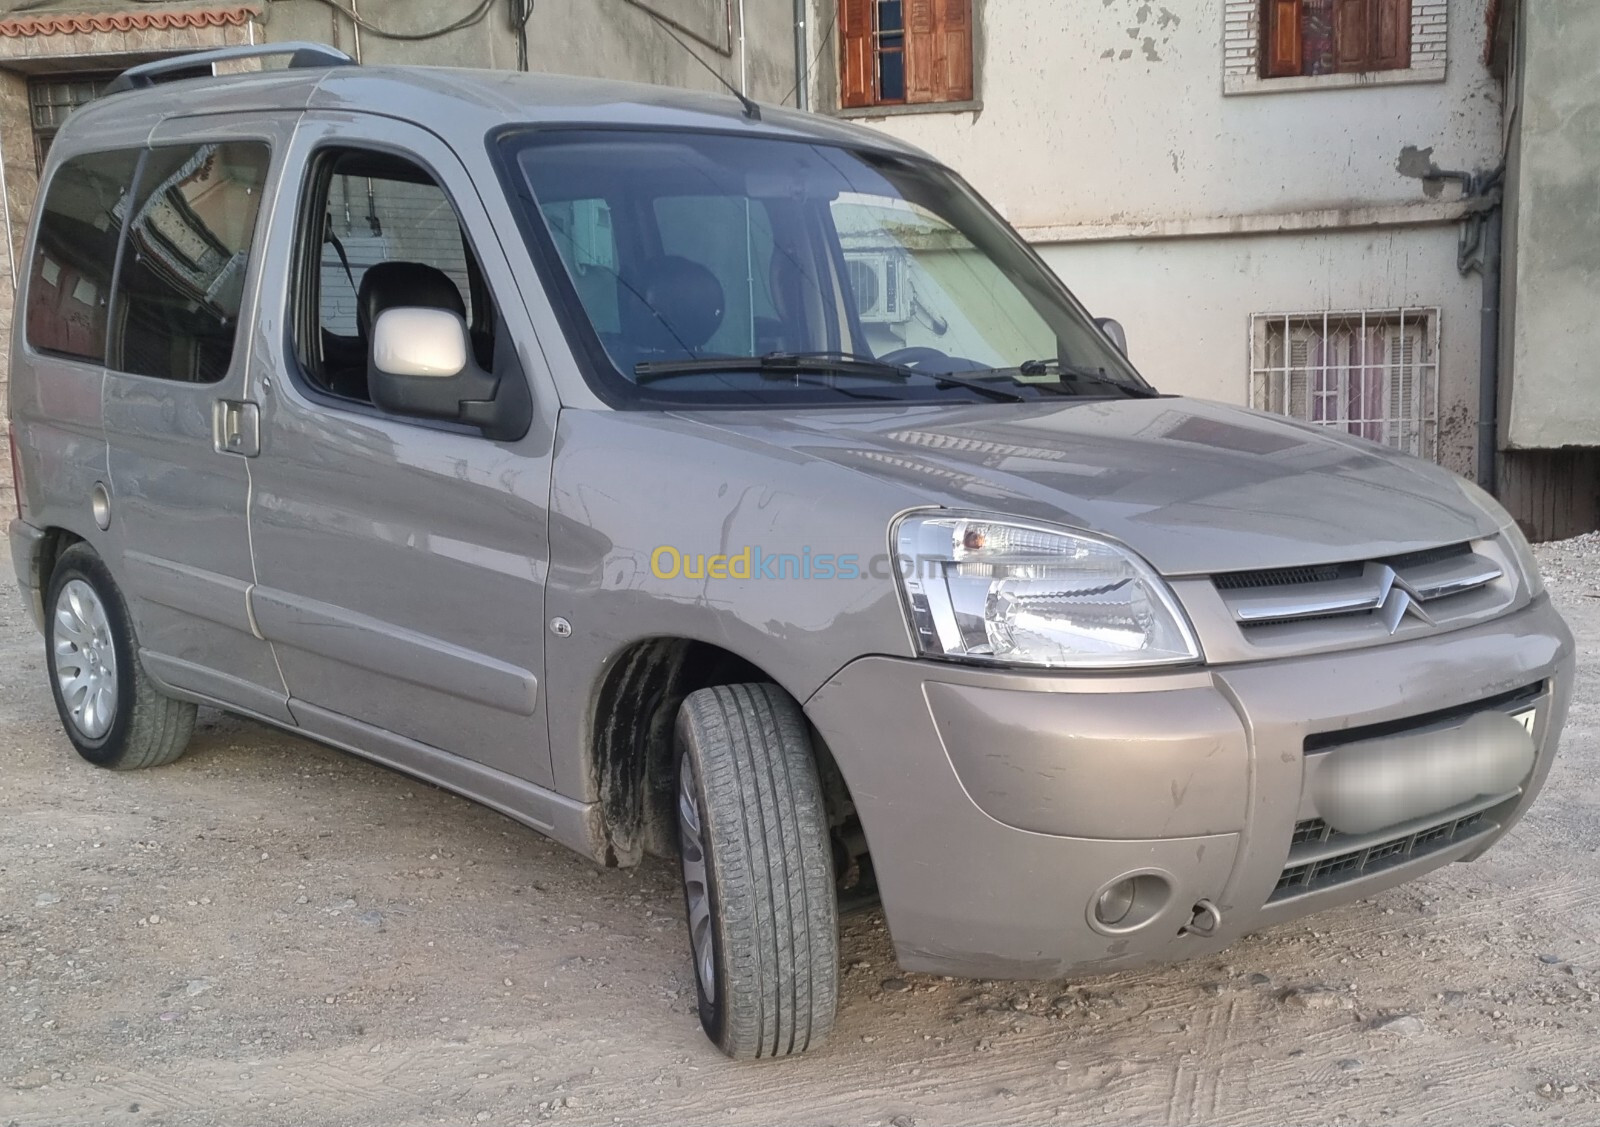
[{"xmin": 57, "ymin": 63, "xmax": 932, "ymax": 162}]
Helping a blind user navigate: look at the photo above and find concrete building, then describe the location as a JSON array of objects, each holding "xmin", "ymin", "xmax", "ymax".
[{"xmin": 1490, "ymin": 0, "xmax": 1600, "ymax": 539}]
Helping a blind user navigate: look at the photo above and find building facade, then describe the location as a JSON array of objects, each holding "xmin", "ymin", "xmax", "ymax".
[{"xmin": 812, "ymin": 0, "xmax": 1504, "ymax": 485}]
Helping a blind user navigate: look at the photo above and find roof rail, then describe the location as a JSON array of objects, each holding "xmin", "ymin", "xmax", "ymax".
[{"xmin": 103, "ymin": 42, "xmax": 355, "ymax": 96}]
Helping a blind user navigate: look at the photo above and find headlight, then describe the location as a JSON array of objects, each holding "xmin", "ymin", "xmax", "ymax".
[
  {"xmin": 1458, "ymin": 479, "xmax": 1545, "ymax": 598},
  {"xmin": 893, "ymin": 512, "xmax": 1202, "ymax": 668}
]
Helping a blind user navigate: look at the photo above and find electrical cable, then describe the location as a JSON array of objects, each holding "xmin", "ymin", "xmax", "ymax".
[{"xmin": 271, "ymin": 0, "xmax": 496, "ymax": 42}]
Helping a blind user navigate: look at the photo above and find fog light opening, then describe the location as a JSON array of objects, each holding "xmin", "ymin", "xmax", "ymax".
[{"xmin": 1088, "ymin": 871, "xmax": 1172, "ymax": 934}]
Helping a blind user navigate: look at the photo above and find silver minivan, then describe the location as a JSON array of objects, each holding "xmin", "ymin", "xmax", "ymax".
[{"xmin": 7, "ymin": 45, "xmax": 1573, "ymax": 1059}]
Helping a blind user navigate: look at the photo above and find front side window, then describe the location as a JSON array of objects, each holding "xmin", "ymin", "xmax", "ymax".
[
  {"xmin": 25, "ymin": 149, "xmax": 141, "ymax": 364},
  {"xmin": 499, "ymin": 128, "xmax": 1146, "ymax": 408},
  {"xmin": 1262, "ymin": 0, "xmax": 1411, "ymax": 78},
  {"xmin": 292, "ymin": 148, "xmax": 497, "ymax": 406},
  {"xmin": 110, "ymin": 142, "xmax": 271, "ymax": 382}
]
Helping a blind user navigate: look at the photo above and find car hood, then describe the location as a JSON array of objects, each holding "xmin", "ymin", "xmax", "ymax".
[{"xmin": 676, "ymin": 397, "xmax": 1500, "ymax": 576}]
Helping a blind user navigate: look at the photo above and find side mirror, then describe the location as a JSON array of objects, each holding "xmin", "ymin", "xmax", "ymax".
[
  {"xmin": 1095, "ymin": 317, "xmax": 1129, "ymax": 356},
  {"xmin": 368, "ymin": 307, "xmax": 528, "ymax": 439}
]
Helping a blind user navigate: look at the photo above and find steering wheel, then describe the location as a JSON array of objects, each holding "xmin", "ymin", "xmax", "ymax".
[{"xmin": 877, "ymin": 346, "xmax": 954, "ymax": 370}]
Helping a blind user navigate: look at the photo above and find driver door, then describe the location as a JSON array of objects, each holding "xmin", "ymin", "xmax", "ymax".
[{"xmin": 243, "ymin": 113, "xmax": 558, "ymax": 788}]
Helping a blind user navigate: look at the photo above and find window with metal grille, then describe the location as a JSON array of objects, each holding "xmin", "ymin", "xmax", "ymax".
[
  {"xmin": 1250, "ymin": 309, "xmax": 1439, "ymax": 459},
  {"xmin": 28, "ymin": 74, "xmax": 116, "ymax": 173}
]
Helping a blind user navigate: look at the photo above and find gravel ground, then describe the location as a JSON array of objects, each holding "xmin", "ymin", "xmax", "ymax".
[{"xmin": 2, "ymin": 532, "xmax": 1598, "ymax": 1127}]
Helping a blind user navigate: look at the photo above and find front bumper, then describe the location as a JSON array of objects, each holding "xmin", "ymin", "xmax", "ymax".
[{"xmin": 804, "ymin": 594, "xmax": 1573, "ymax": 980}]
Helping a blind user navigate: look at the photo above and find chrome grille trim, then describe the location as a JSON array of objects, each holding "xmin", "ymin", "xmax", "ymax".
[{"xmin": 1216, "ymin": 544, "xmax": 1502, "ymax": 631}]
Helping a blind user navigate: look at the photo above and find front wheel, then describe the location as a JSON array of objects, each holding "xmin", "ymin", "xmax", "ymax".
[{"xmin": 674, "ymin": 683, "xmax": 839, "ymax": 1058}]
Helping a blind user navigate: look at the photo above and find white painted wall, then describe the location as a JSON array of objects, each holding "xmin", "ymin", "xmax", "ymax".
[{"xmin": 827, "ymin": 0, "xmax": 1501, "ymax": 228}]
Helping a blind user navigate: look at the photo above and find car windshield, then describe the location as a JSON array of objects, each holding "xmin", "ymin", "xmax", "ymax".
[{"xmin": 498, "ymin": 128, "xmax": 1152, "ymax": 407}]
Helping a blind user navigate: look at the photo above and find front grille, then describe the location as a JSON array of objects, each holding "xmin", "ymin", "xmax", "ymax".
[
  {"xmin": 1212, "ymin": 541, "xmax": 1503, "ymax": 636},
  {"xmin": 1271, "ymin": 811, "xmax": 1488, "ymax": 901},
  {"xmin": 1290, "ymin": 817, "xmax": 1332, "ymax": 846}
]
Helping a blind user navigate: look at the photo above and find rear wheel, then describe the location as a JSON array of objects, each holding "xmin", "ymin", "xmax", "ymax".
[
  {"xmin": 45, "ymin": 544, "xmax": 196, "ymax": 770},
  {"xmin": 674, "ymin": 682, "xmax": 838, "ymax": 1058}
]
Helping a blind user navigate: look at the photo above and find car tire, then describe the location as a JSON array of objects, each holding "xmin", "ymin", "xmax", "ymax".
[
  {"xmin": 44, "ymin": 543, "xmax": 196, "ymax": 770},
  {"xmin": 674, "ymin": 682, "xmax": 839, "ymax": 1058}
]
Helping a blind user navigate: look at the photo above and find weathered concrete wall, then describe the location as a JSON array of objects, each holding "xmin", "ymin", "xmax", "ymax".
[
  {"xmin": 1500, "ymin": 0, "xmax": 1600, "ymax": 451},
  {"xmin": 260, "ymin": 0, "xmax": 800, "ymax": 106},
  {"xmin": 812, "ymin": 0, "xmax": 1501, "ymax": 230}
]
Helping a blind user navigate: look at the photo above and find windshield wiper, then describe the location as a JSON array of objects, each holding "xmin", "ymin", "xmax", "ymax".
[
  {"xmin": 1005, "ymin": 358, "xmax": 1162, "ymax": 398},
  {"xmin": 634, "ymin": 352, "xmax": 1027, "ymax": 402}
]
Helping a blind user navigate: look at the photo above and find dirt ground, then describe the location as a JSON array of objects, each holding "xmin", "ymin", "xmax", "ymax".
[{"xmin": 2, "ymin": 531, "xmax": 1598, "ymax": 1127}]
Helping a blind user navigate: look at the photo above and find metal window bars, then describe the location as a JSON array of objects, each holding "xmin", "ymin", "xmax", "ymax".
[{"xmin": 1251, "ymin": 309, "xmax": 1440, "ymax": 460}]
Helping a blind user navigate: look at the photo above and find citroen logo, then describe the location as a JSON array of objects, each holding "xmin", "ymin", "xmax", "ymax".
[{"xmin": 1375, "ymin": 565, "xmax": 1434, "ymax": 634}]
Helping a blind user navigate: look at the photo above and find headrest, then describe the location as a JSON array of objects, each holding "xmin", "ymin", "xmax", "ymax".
[
  {"xmin": 626, "ymin": 254, "xmax": 726, "ymax": 352},
  {"xmin": 357, "ymin": 261, "xmax": 465, "ymax": 340}
]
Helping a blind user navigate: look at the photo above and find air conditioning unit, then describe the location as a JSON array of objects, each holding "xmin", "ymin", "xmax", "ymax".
[{"xmin": 845, "ymin": 251, "xmax": 910, "ymax": 324}]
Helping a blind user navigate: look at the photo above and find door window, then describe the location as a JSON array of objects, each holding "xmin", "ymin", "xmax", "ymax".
[
  {"xmin": 25, "ymin": 149, "xmax": 142, "ymax": 363},
  {"xmin": 295, "ymin": 149, "xmax": 496, "ymax": 405},
  {"xmin": 109, "ymin": 141, "xmax": 271, "ymax": 382}
]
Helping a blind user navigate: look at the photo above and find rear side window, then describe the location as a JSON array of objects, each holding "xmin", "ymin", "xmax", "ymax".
[
  {"xmin": 25, "ymin": 149, "xmax": 141, "ymax": 363},
  {"xmin": 110, "ymin": 142, "xmax": 271, "ymax": 382}
]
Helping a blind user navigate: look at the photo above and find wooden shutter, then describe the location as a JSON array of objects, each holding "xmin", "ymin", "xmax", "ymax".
[
  {"xmin": 904, "ymin": 0, "xmax": 939, "ymax": 103},
  {"xmin": 1333, "ymin": 0, "xmax": 1372, "ymax": 71},
  {"xmin": 933, "ymin": 0, "xmax": 974, "ymax": 102},
  {"xmin": 1371, "ymin": 0, "xmax": 1411, "ymax": 70},
  {"xmin": 839, "ymin": 0, "xmax": 874, "ymax": 108},
  {"xmin": 1263, "ymin": 0, "xmax": 1304, "ymax": 78}
]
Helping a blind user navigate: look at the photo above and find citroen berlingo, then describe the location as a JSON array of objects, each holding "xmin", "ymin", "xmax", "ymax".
[{"xmin": 7, "ymin": 45, "xmax": 1572, "ymax": 1058}]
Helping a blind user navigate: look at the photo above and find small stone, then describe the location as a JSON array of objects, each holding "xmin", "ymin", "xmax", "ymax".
[
  {"xmin": 1337, "ymin": 1058, "xmax": 1364, "ymax": 1072},
  {"xmin": 1439, "ymin": 990, "xmax": 1468, "ymax": 1006},
  {"xmin": 1370, "ymin": 1014, "xmax": 1425, "ymax": 1036},
  {"xmin": 880, "ymin": 977, "xmax": 911, "ymax": 993},
  {"xmin": 158, "ymin": 1011, "xmax": 179, "ymax": 1022},
  {"xmin": 184, "ymin": 979, "xmax": 214, "ymax": 998},
  {"xmin": 1536, "ymin": 1081, "xmax": 1557, "ymax": 1099},
  {"xmin": 476, "ymin": 1113, "xmax": 491, "ymax": 1122},
  {"xmin": 890, "ymin": 1117, "xmax": 916, "ymax": 1127},
  {"xmin": 11, "ymin": 1070, "xmax": 51, "ymax": 1090},
  {"xmin": 1055, "ymin": 1058, "xmax": 1071, "ymax": 1070},
  {"xmin": 34, "ymin": 892, "xmax": 61, "ymax": 907},
  {"xmin": 1282, "ymin": 984, "xmax": 1343, "ymax": 1009},
  {"xmin": 1538, "ymin": 954, "xmax": 1565, "ymax": 965},
  {"xmin": 148, "ymin": 914, "xmax": 160, "ymax": 924},
  {"xmin": 1245, "ymin": 972, "xmax": 1272, "ymax": 987}
]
